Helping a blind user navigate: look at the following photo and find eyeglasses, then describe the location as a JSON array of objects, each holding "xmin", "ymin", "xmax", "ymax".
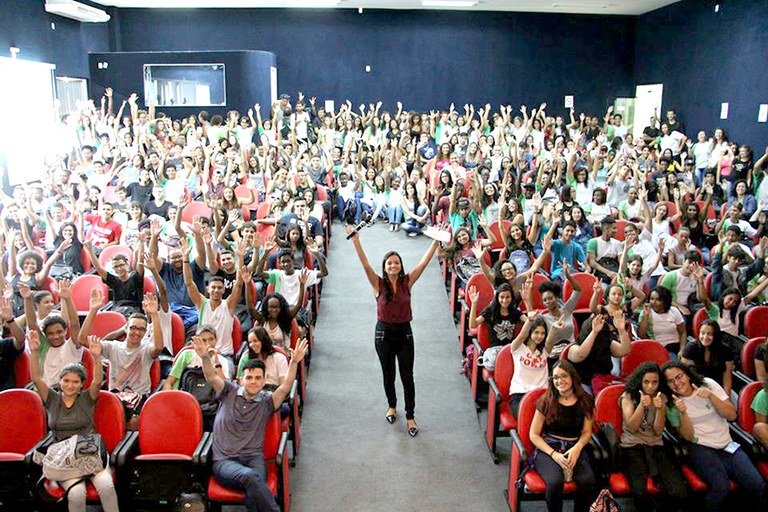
[
  {"xmin": 128, "ymin": 326, "xmax": 147, "ymax": 332},
  {"xmin": 666, "ymin": 373, "xmax": 686, "ymax": 384},
  {"xmin": 551, "ymin": 374, "xmax": 570, "ymax": 382}
]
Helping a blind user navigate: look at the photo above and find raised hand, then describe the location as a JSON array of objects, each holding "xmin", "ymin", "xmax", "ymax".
[
  {"xmin": 88, "ymin": 336, "xmax": 103, "ymax": 358},
  {"xmin": 692, "ymin": 384, "xmax": 711, "ymax": 400},
  {"xmin": 593, "ymin": 280, "xmax": 602, "ymax": 294},
  {"xmin": 0, "ymin": 296, "xmax": 13, "ymax": 321},
  {"xmin": 27, "ymin": 330, "xmax": 41, "ymax": 353},
  {"xmin": 17, "ymin": 282, "xmax": 32, "ymax": 300},
  {"xmin": 468, "ymin": 285, "xmax": 480, "ymax": 304},
  {"xmin": 298, "ymin": 268, "xmax": 310, "ymax": 286},
  {"xmin": 142, "ymin": 293, "xmax": 159, "ymax": 315},
  {"xmin": 180, "ymin": 237, "xmax": 192, "ymax": 259},
  {"xmin": 191, "ymin": 335, "xmax": 214, "ymax": 360},
  {"xmin": 241, "ymin": 266, "xmax": 253, "ymax": 284},
  {"xmin": 522, "ymin": 275, "xmax": 534, "ymax": 300},
  {"xmin": 150, "ymin": 218, "xmax": 163, "ymax": 238},
  {"xmin": 591, "ymin": 314, "xmax": 605, "ymax": 332},
  {"xmin": 235, "ymin": 237, "xmax": 248, "ymax": 259},
  {"xmin": 89, "ymin": 288, "xmax": 105, "ymax": 311},
  {"xmin": 143, "ymin": 253, "xmax": 158, "ymax": 272},
  {"xmin": 640, "ymin": 392, "xmax": 652, "ymax": 407},
  {"xmin": 652, "ymin": 392, "xmax": 666, "ymax": 409},
  {"xmin": 470, "ymin": 242, "xmax": 484, "ymax": 260},
  {"xmin": 673, "ymin": 395, "xmax": 687, "ymax": 414},
  {"xmin": 305, "ymin": 237, "xmax": 320, "ymax": 253},
  {"xmin": 292, "ymin": 337, "xmax": 309, "ymax": 363},
  {"xmin": 612, "ymin": 311, "xmax": 627, "ymax": 331},
  {"xmin": 561, "ymin": 260, "xmax": 571, "ymax": 278},
  {"xmin": 58, "ymin": 278, "xmax": 72, "ymax": 300}
]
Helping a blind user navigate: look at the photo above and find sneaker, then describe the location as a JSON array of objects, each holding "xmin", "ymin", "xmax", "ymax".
[{"xmin": 407, "ymin": 232, "xmax": 418, "ymax": 237}]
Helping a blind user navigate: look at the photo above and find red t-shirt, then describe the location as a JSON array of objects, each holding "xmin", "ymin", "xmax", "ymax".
[{"xmin": 85, "ymin": 214, "xmax": 122, "ymax": 248}]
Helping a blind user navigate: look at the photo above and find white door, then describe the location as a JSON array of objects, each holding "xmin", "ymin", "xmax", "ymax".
[{"xmin": 633, "ymin": 84, "xmax": 663, "ymax": 140}]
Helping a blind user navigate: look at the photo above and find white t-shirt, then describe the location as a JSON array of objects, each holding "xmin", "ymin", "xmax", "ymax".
[
  {"xmin": 39, "ymin": 339, "xmax": 83, "ymax": 387},
  {"xmin": 142, "ymin": 307, "xmax": 173, "ymax": 355},
  {"xmin": 641, "ymin": 307, "xmax": 684, "ymax": 346},
  {"xmin": 676, "ymin": 378, "xmax": 732, "ymax": 449},
  {"xmin": 199, "ymin": 299, "xmax": 235, "ymax": 356},
  {"xmin": 265, "ymin": 269, "xmax": 320, "ymax": 308},
  {"xmin": 101, "ymin": 340, "xmax": 156, "ymax": 395},
  {"xmin": 510, "ymin": 343, "xmax": 549, "ymax": 395}
]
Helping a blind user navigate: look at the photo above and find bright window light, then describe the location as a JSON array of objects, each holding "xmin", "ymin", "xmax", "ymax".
[{"xmin": 422, "ymin": 1, "xmax": 478, "ymax": 7}]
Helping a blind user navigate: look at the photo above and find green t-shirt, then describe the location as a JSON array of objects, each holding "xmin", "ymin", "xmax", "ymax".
[
  {"xmin": 168, "ymin": 350, "xmax": 197, "ymax": 389},
  {"xmin": 751, "ymin": 389, "xmax": 768, "ymax": 417}
]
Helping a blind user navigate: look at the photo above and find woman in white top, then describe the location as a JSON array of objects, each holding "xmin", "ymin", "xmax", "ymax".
[
  {"xmin": 638, "ymin": 287, "xmax": 686, "ymax": 353},
  {"xmin": 507, "ymin": 312, "xmax": 562, "ymax": 418},
  {"xmin": 662, "ymin": 361, "xmax": 767, "ymax": 511}
]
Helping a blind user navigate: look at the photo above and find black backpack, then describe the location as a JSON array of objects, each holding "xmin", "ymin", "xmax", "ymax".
[{"xmin": 179, "ymin": 366, "xmax": 220, "ymax": 416}]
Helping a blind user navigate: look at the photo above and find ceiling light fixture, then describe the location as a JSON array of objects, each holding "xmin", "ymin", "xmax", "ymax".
[{"xmin": 422, "ymin": 1, "xmax": 478, "ymax": 7}]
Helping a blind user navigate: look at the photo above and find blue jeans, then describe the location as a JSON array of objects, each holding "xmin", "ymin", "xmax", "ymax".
[
  {"xmin": 170, "ymin": 303, "xmax": 199, "ymax": 329},
  {"xmin": 355, "ymin": 196, "xmax": 373, "ymax": 223},
  {"xmin": 336, "ymin": 195, "xmax": 354, "ymax": 222},
  {"xmin": 387, "ymin": 205, "xmax": 403, "ymax": 224},
  {"xmin": 402, "ymin": 205, "xmax": 428, "ymax": 234},
  {"xmin": 212, "ymin": 456, "xmax": 279, "ymax": 512},
  {"xmin": 688, "ymin": 443, "xmax": 767, "ymax": 511}
]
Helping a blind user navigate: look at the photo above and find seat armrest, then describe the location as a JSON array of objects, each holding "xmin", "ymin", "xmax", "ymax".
[
  {"xmin": 289, "ymin": 379, "xmax": 298, "ymax": 403},
  {"xmin": 471, "ymin": 338, "xmax": 484, "ymax": 356},
  {"xmin": 115, "ymin": 431, "xmax": 139, "ymax": 467},
  {"xmin": 276, "ymin": 431, "xmax": 289, "ymax": 467},
  {"xmin": 729, "ymin": 423, "xmax": 766, "ymax": 457},
  {"xmin": 488, "ymin": 377, "xmax": 502, "ymax": 404},
  {"xmin": 24, "ymin": 432, "xmax": 54, "ymax": 465},
  {"xmin": 152, "ymin": 380, "xmax": 165, "ymax": 395},
  {"xmin": 732, "ymin": 371, "xmax": 754, "ymax": 390},
  {"xmin": 510, "ymin": 430, "xmax": 528, "ymax": 462},
  {"xmin": 110, "ymin": 433, "xmax": 134, "ymax": 465},
  {"xmin": 193, "ymin": 432, "xmax": 212, "ymax": 466}
]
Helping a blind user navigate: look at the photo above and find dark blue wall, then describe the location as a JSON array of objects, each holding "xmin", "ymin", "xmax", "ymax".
[
  {"xmin": 113, "ymin": 8, "xmax": 637, "ymax": 117},
  {"xmin": 635, "ymin": 0, "xmax": 768, "ymax": 149},
  {"xmin": 0, "ymin": 0, "xmax": 110, "ymax": 78},
  {"xmin": 88, "ymin": 51, "xmax": 276, "ymax": 119}
]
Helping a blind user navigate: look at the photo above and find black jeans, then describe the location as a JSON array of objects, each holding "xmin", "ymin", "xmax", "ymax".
[
  {"xmin": 375, "ymin": 321, "xmax": 416, "ymax": 420},
  {"xmin": 534, "ymin": 448, "xmax": 596, "ymax": 512},
  {"xmin": 622, "ymin": 444, "xmax": 687, "ymax": 511}
]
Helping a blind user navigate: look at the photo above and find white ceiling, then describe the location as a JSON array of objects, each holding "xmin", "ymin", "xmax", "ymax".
[{"xmin": 92, "ymin": 0, "xmax": 681, "ymax": 16}]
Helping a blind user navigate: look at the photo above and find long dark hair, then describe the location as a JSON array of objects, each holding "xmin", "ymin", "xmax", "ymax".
[
  {"xmin": 718, "ymin": 287, "xmax": 741, "ymax": 325},
  {"xmin": 260, "ymin": 293, "xmax": 293, "ymax": 336},
  {"xmin": 526, "ymin": 317, "xmax": 549, "ymax": 356},
  {"xmin": 381, "ymin": 251, "xmax": 406, "ymax": 303},
  {"xmin": 247, "ymin": 326, "xmax": 275, "ymax": 359},
  {"xmin": 483, "ymin": 283, "xmax": 517, "ymax": 325},
  {"xmin": 537, "ymin": 360, "xmax": 593, "ymax": 424},
  {"xmin": 624, "ymin": 362, "xmax": 662, "ymax": 405}
]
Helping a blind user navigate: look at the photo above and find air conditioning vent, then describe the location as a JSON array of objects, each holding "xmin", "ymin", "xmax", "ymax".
[{"xmin": 45, "ymin": 0, "xmax": 110, "ymax": 23}]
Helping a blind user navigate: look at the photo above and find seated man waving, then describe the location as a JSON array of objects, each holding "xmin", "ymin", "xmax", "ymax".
[{"xmin": 191, "ymin": 333, "xmax": 308, "ymax": 512}]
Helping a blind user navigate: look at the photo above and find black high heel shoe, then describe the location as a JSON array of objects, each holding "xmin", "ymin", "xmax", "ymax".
[
  {"xmin": 386, "ymin": 409, "xmax": 397, "ymax": 424},
  {"xmin": 407, "ymin": 421, "xmax": 419, "ymax": 437}
]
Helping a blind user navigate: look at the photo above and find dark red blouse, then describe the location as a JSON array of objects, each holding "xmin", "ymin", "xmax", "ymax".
[{"xmin": 376, "ymin": 274, "xmax": 412, "ymax": 324}]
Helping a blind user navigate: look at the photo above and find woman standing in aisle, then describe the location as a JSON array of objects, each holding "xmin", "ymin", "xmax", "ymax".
[{"xmin": 346, "ymin": 225, "xmax": 439, "ymax": 437}]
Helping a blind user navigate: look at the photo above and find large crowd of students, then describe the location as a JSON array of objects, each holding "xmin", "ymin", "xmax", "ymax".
[{"xmin": 1, "ymin": 86, "xmax": 768, "ymax": 511}]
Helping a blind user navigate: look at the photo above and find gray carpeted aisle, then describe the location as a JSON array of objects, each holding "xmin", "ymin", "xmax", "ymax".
[{"xmin": 289, "ymin": 222, "xmax": 508, "ymax": 511}]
